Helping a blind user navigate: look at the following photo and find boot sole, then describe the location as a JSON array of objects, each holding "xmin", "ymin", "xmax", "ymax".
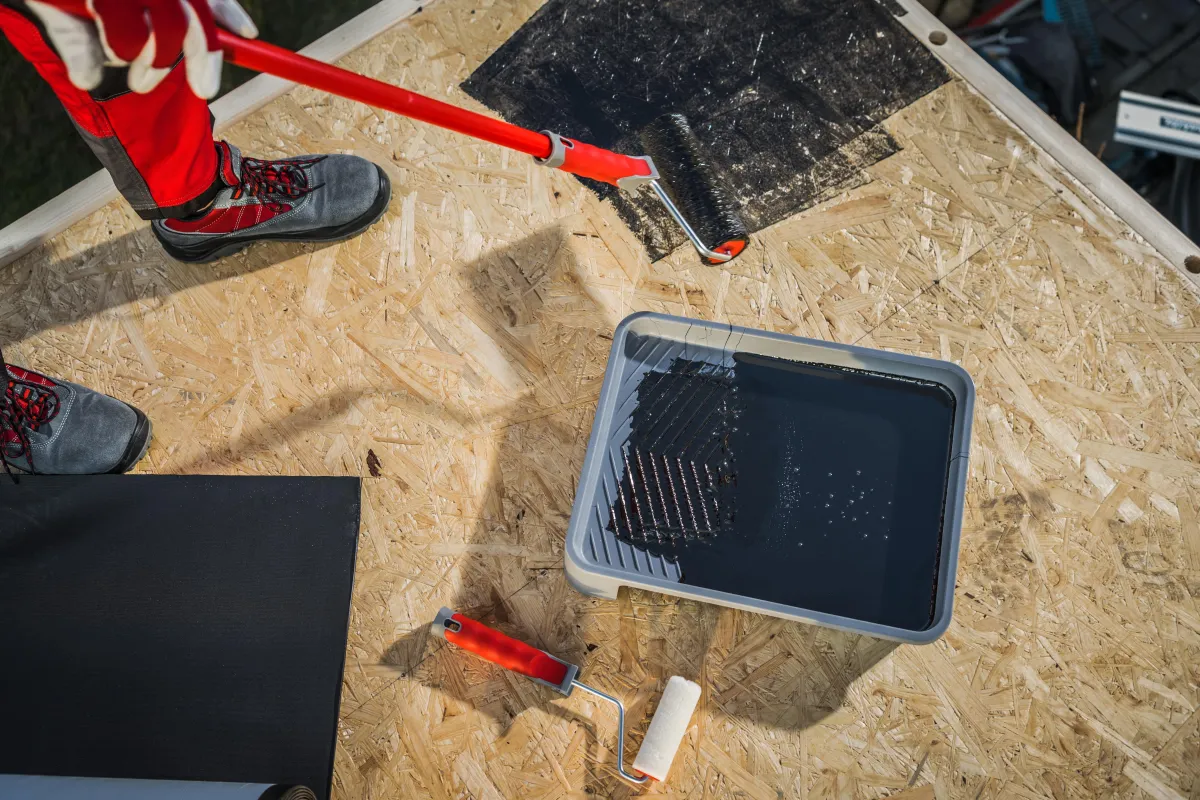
[
  {"xmin": 156, "ymin": 166, "xmax": 393, "ymax": 264},
  {"xmin": 108, "ymin": 404, "xmax": 153, "ymax": 474}
]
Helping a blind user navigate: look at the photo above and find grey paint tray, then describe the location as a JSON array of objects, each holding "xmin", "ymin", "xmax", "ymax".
[{"xmin": 565, "ymin": 313, "xmax": 974, "ymax": 643}]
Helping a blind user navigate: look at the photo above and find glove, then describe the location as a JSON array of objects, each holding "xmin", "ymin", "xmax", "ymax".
[{"xmin": 24, "ymin": 0, "xmax": 258, "ymax": 98}]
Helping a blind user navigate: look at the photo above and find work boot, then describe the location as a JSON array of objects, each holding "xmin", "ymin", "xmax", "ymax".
[
  {"xmin": 152, "ymin": 141, "xmax": 391, "ymax": 263},
  {"xmin": 1, "ymin": 352, "xmax": 152, "ymax": 476}
]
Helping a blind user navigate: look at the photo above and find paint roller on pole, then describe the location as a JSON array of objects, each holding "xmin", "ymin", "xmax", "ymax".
[
  {"xmin": 218, "ymin": 32, "xmax": 749, "ymax": 265},
  {"xmin": 432, "ymin": 608, "xmax": 701, "ymax": 784},
  {"xmin": 52, "ymin": 0, "xmax": 748, "ymax": 264}
]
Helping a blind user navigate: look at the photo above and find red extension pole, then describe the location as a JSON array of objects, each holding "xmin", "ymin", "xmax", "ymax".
[
  {"xmin": 216, "ymin": 30, "xmax": 555, "ymax": 160},
  {"xmin": 216, "ymin": 31, "xmax": 656, "ymax": 188},
  {"xmin": 51, "ymin": 0, "xmax": 657, "ymax": 188}
]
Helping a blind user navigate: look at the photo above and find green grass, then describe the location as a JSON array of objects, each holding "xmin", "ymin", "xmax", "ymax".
[{"xmin": 0, "ymin": 0, "xmax": 383, "ymax": 229}]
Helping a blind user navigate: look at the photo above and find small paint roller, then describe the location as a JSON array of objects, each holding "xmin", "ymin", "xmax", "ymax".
[
  {"xmin": 638, "ymin": 114, "xmax": 750, "ymax": 265},
  {"xmin": 432, "ymin": 608, "xmax": 700, "ymax": 784}
]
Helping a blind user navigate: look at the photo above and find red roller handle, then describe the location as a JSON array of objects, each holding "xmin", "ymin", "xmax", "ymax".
[
  {"xmin": 48, "ymin": 4, "xmax": 657, "ymax": 187},
  {"xmin": 552, "ymin": 135, "xmax": 655, "ymax": 187},
  {"xmin": 438, "ymin": 610, "xmax": 571, "ymax": 689}
]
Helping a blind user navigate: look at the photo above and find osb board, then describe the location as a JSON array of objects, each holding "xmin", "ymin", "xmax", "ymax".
[{"xmin": 2, "ymin": 0, "xmax": 1199, "ymax": 797}]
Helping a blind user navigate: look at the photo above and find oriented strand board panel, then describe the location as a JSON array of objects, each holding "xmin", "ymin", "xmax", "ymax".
[{"xmin": 2, "ymin": 0, "xmax": 1199, "ymax": 797}]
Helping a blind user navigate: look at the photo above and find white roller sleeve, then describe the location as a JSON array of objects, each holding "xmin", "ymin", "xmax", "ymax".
[{"xmin": 632, "ymin": 676, "xmax": 702, "ymax": 781}]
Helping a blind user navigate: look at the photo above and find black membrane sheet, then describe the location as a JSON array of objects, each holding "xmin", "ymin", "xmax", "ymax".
[
  {"xmin": 463, "ymin": 0, "xmax": 949, "ymax": 260},
  {"xmin": 0, "ymin": 475, "xmax": 361, "ymax": 799},
  {"xmin": 614, "ymin": 354, "xmax": 956, "ymax": 632}
]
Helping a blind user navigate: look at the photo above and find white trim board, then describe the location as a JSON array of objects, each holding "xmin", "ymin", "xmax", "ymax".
[
  {"xmin": 0, "ymin": 0, "xmax": 425, "ymax": 268},
  {"xmin": 891, "ymin": 0, "xmax": 1200, "ymax": 286}
]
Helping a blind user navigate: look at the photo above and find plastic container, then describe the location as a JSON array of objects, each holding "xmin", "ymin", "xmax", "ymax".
[{"xmin": 564, "ymin": 312, "xmax": 974, "ymax": 643}]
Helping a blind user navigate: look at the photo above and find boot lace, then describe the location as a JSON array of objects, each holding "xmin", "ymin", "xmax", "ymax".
[
  {"xmin": 232, "ymin": 156, "xmax": 323, "ymax": 212},
  {"xmin": 1, "ymin": 347, "xmax": 60, "ymax": 480}
]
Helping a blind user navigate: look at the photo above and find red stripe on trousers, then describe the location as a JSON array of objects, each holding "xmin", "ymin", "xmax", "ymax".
[{"xmin": 0, "ymin": 5, "xmax": 219, "ymax": 213}]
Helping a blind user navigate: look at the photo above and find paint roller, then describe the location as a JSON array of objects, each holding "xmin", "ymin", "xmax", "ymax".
[
  {"xmin": 432, "ymin": 608, "xmax": 700, "ymax": 784},
  {"xmin": 54, "ymin": 1, "xmax": 749, "ymax": 265},
  {"xmin": 217, "ymin": 34, "xmax": 749, "ymax": 265}
]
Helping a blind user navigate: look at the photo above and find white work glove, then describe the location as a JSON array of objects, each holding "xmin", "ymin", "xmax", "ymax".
[{"xmin": 24, "ymin": 0, "xmax": 258, "ymax": 99}]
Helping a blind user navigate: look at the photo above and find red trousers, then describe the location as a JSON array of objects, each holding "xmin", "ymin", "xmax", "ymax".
[{"xmin": 1, "ymin": 4, "xmax": 221, "ymax": 219}]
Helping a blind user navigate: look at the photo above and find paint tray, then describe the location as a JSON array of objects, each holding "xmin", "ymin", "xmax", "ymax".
[{"xmin": 565, "ymin": 313, "xmax": 974, "ymax": 643}]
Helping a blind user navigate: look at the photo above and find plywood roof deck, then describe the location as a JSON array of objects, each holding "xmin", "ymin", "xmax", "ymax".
[{"xmin": 2, "ymin": 0, "xmax": 1199, "ymax": 797}]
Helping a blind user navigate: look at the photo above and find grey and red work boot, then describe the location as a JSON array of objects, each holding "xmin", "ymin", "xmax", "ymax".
[
  {"xmin": 151, "ymin": 141, "xmax": 391, "ymax": 263},
  {"xmin": 1, "ymin": 352, "xmax": 152, "ymax": 476}
]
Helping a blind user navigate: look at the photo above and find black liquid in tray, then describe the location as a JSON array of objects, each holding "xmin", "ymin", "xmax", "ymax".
[{"xmin": 614, "ymin": 352, "xmax": 957, "ymax": 632}]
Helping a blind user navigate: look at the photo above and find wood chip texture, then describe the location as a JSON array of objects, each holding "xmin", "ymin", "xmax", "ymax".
[{"xmin": 3, "ymin": 0, "xmax": 1199, "ymax": 797}]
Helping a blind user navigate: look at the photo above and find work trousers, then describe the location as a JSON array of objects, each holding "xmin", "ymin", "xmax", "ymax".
[{"xmin": 2, "ymin": 2, "xmax": 221, "ymax": 219}]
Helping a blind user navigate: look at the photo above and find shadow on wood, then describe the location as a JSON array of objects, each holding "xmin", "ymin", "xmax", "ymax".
[
  {"xmin": 376, "ymin": 226, "xmax": 898, "ymax": 794},
  {"xmin": 0, "ymin": 224, "xmax": 345, "ymax": 348}
]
